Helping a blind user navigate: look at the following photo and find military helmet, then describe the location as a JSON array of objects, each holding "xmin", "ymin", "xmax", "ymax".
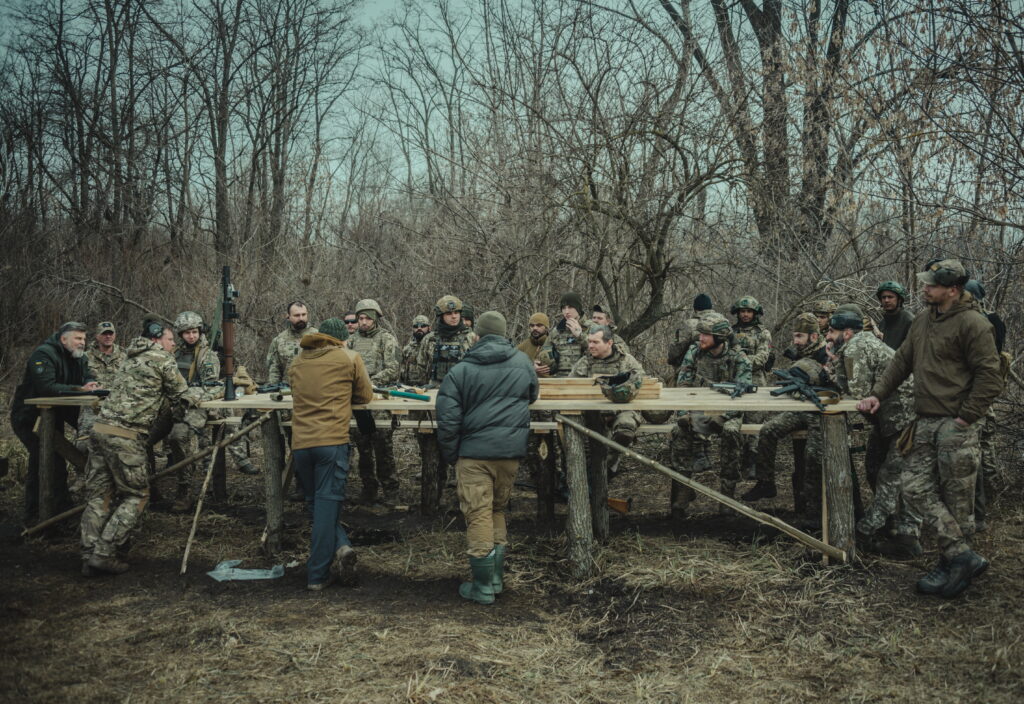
[
  {"xmin": 354, "ymin": 298, "xmax": 384, "ymax": 318},
  {"xmin": 809, "ymin": 299, "xmax": 837, "ymax": 315},
  {"xmin": 596, "ymin": 369, "xmax": 643, "ymax": 404},
  {"xmin": 174, "ymin": 311, "xmax": 204, "ymax": 334},
  {"xmin": 434, "ymin": 295, "xmax": 463, "ymax": 316},
  {"xmin": 792, "ymin": 312, "xmax": 820, "ymax": 334},
  {"xmin": 875, "ymin": 281, "xmax": 907, "ymax": 301},
  {"xmin": 696, "ymin": 312, "xmax": 732, "ymax": 338},
  {"xmin": 730, "ymin": 296, "xmax": 763, "ymax": 316},
  {"xmin": 412, "ymin": 314, "xmax": 430, "ymax": 326},
  {"xmin": 790, "ymin": 357, "xmax": 826, "ymax": 385}
]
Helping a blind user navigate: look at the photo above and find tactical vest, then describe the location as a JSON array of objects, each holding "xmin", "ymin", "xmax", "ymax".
[
  {"xmin": 548, "ymin": 326, "xmax": 586, "ymax": 377},
  {"xmin": 177, "ymin": 349, "xmax": 196, "ymax": 382},
  {"xmin": 430, "ymin": 332, "xmax": 473, "ymax": 382},
  {"xmin": 350, "ymin": 328, "xmax": 383, "ymax": 376}
]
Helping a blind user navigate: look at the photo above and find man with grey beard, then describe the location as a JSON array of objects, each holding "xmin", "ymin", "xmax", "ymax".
[{"xmin": 10, "ymin": 321, "xmax": 99, "ymax": 523}]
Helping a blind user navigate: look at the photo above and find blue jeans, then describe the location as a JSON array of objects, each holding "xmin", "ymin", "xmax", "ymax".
[{"xmin": 292, "ymin": 444, "xmax": 352, "ymax": 585}]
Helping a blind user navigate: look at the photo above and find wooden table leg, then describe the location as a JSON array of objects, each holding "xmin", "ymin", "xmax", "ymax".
[
  {"xmin": 561, "ymin": 414, "xmax": 594, "ymax": 578},
  {"xmin": 821, "ymin": 412, "xmax": 855, "ymax": 561},
  {"xmin": 535, "ymin": 433, "xmax": 556, "ymax": 522},
  {"xmin": 584, "ymin": 411, "xmax": 608, "ymax": 543},
  {"xmin": 212, "ymin": 447, "xmax": 227, "ymax": 501},
  {"xmin": 419, "ymin": 432, "xmax": 441, "ymax": 516},
  {"xmin": 262, "ymin": 411, "xmax": 286, "ymax": 554},
  {"xmin": 38, "ymin": 407, "xmax": 57, "ymax": 521}
]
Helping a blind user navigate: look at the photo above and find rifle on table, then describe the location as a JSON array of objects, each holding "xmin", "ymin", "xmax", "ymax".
[
  {"xmin": 769, "ymin": 368, "xmax": 838, "ymax": 412},
  {"xmin": 710, "ymin": 382, "xmax": 758, "ymax": 398}
]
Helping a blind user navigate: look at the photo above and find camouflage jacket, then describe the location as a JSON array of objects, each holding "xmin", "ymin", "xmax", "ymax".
[
  {"xmin": 732, "ymin": 323, "xmax": 772, "ymax": 382},
  {"xmin": 400, "ymin": 338, "xmax": 429, "ymax": 386},
  {"xmin": 86, "ymin": 342, "xmax": 126, "ymax": 389},
  {"xmin": 678, "ymin": 341, "xmax": 752, "ymax": 388},
  {"xmin": 98, "ymin": 337, "xmax": 199, "ymax": 433},
  {"xmin": 176, "ymin": 335, "xmax": 219, "ymax": 385},
  {"xmin": 539, "ymin": 319, "xmax": 587, "ymax": 377},
  {"xmin": 569, "ymin": 347, "xmax": 645, "ymax": 378},
  {"xmin": 265, "ymin": 326, "xmax": 318, "ymax": 384},
  {"xmin": 669, "ymin": 310, "xmax": 719, "ymax": 369},
  {"xmin": 416, "ymin": 326, "xmax": 478, "ymax": 384},
  {"xmin": 610, "ymin": 332, "xmax": 630, "ymax": 357},
  {"xmin": 836, "ymin": 331, "xmax": 914, "ymax": 436},
  {"xmin": 348, "ymin": 325, "xmax": 400, "ymax": 385}
]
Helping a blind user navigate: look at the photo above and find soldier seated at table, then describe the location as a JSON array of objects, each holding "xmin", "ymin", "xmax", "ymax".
[{"xmin": 668, "ymin": 313, "xmax": 752, "ymax": 519}]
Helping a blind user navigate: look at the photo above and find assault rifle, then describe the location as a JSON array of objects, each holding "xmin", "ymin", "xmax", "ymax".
[
  {"xmin": 769, "ymin": 367, "xmax": 836, "ymax": 412},
  {"xmin": 710, "ymin": 381, "xmax": 758, "ymax": 398}
]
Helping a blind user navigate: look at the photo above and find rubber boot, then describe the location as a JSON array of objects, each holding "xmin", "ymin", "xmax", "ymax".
[
  {"xmin": 492, "ymin": 544, "xmax": 506, "ymax": 595},
  {"xmin": 238, "ymin": 459, "xmax": 259, "ymax": 475},
  {"xmin": 458, "ymin": 552, "xmax": 495, "ymax": 605}
]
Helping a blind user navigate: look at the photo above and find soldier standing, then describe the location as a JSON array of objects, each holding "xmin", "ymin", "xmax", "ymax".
[
  {"xmin": 414, "ymin": 295, "xmax": 478, "ymax": 512},
  {"xmin": 347, "ymin": 299, "xmax": 401, "ymax": 506},
  {"xmin": 535, "ymin": 292, "xmax": 588, "ymax": 378},
  {"xmin": 667, "ymin": 294, "xmax": 717, "ymax": 383},
  {"xmin": 730, "ymin": 297, "xmax": 772, "ymax": 478},
  {"xmin": 342, "ymin": 311, "xmax": 359, "ymax": 340},
  {"xmin": 400, "ymin": 314, "xmax": 431, "ymax": 387},
  {"xmin": 668, "ymin": 313, "xmax": 752, "ymax": 518},
  {"xmin": 859, "ymin": 259, "xmax": 1001, "ymax": 598},
  {"xmin": 591, "ymin": 305, "xmax": 630, "ymax": 355},
  {"xmin": 266, "ymin": 301, "xmax": 318, "ymax": 385},
  {"xmin": 76, "ymin": 322, "xmax": 127, "ymax": 452},
  {"xmin": 827, "ymin": 311, "xmax": 922, "ymax": 558},
  {"xmin": 876, "ymin": 282, "xmax": 914, "ymax": 350},
  {"xmin": 80, "ymin": 320, "xmax": 201, "ymax": 575},
  {"xmin": 809, "ymin": 299, "xmax": 838, "ymax": 334}
]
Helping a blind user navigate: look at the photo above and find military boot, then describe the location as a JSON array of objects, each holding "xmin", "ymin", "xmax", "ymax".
[
  {"xmin": 874, "ymin": 534, "xmax": 924, "ymax": 560},
  {"xmin": 670, "ymin": 481, "xmax": 695, "ymax": 520},
  {"xmin": 916, "ymin": 558, "xmax": 951, "ymax": 595},
  {"xmin": 459, "ymin": 552, "xmax": 496, "ymax": 605},
  {"xmin": 941, "ymin": 550, "xmax": 989, "ymax": 599},
  {"xmin": 492, "ymin": 544, "xmax": 506, "ymax": 595},
  {"xmin": 171, "ymin": 488, "xmax": 196, "ymax": 514},
  {"xmin": 87, "ymin": 554, "xmax": 130, "ymax": 575},
  {"xmin": 238, "ymin": 459, "xmax": 259, "ymax": 475},
  {"xmin": 741, "ymin": 480, "xmax": 777, "ymax": 502}
]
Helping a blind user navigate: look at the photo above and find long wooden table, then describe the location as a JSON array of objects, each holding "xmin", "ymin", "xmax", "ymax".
[{"xmin": 28, "ymin": 388, "xmax": 861, "ymax": 573}]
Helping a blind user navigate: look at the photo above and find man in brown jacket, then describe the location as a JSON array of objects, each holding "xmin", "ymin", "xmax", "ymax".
[
  {"xmin": 289, "ymin": 318, "xmax": 373, "ymax": 591},
  {"xmin": 858, "ymin": 259, "xmax": 1002, "ymax": 599}
]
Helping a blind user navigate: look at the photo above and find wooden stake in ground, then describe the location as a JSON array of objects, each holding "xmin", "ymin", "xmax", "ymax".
[
  {"xmin": 22, "ymin": 412, "xmax": 272, "ymax": 537},
  {"xmin": 181, "ymin": 425, "xmax": 226, "ymax": 575},
  {"xmin": 555, "ymin": 414, "xmax": 847, "ymax": 564},
  {"xmin": 560, "ymin": 413, "xmax": 595, "ymax": 578},
  {"xmin": 260, "ymin": 455, "xmax": 294, "ymax": 549}
]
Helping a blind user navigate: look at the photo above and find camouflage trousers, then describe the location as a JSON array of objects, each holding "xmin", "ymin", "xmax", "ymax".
[
  {"xmin": 150, "ymin": 407, "xmax": 250, "ymax": 494},
  {"xmin": 351, "ymin": 412, "xmax": 398, "ymax": 498},
  {"xmin": 755, "ymin": 411, "xmax": 822, "ymax": 505},
  {"xmin": 75, "ymin": 405, "xmax": 100, "ymax": 454},
  {"xmin": 668, "ymin": 412, "xmax": 743, "ymax": 510},
  {"xmin": 902, "ymin": 416, "xmax": 980, "ymax": 559},
  {"xmin": 857, "ymin": 428, "xmax": 921, "ymax": 538},
  {"xmin": 974, "ymin": 409, "xmax": 997, "ymax": 525},
  {"xmin": 80, "ymin": 431, "xmax": 150, "ymax": 559}
]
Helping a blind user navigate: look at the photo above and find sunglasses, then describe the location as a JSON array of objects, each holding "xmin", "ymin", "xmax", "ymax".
[
  {"xmin": 414, "ymin": 323, "xmax": 429, "ymax": 329},
  {"xmin": 344, "ymin": 319, "xmax": 358, "ymax": 324},
  {"xmin": 99, "ymin": 330, "xmax": 115, "ymax": 335}
]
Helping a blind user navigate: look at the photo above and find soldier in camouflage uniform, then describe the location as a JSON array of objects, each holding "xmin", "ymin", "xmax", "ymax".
[
  {"xmin": 266, "ymin": 301, "xmax": 318, "ymax": 385},
  {"xmin": 809, "ymin": 299, "xmax": 838, "ymax": 334},
  {"xmin": 744, "ymin": 313, "xmax": 831, "ymax": 507},
  {"xmin": 860, "ymin": 259, "xmax": 1001, "ymax": 598},
  {"xmin": 535, "ymin": 292, "xmax": 588, "ymax": 378},
  {"xmin": 667, "ymin": 294, "xmax": 716, "ymax": 384},
  {"xmin": 80, "ymin": 320, "xmax": 202, "ymax": 575},
  {"xmin": 348, "ymin": 298, "xmax": 401, "ymax": 505},
  {"xmin": 76, "ymin": 322, "xmax": 127, "ymax": 453},
  {"xmin": 591, "ymin": 305, "xmax": 630, "ymax": 356},
  {"xmin": 415, "ymin": 295, "xmax": 478, "ymax": 510},
  {"xmin": 400, "ymin": 314, "xmax": 431, "ymax": 386},
  {"xmin": 668, "ymin": 313, "xmax": 752, "ymax": 518},
  {"xmin": 730, "ymin": 297, "xmax": 772, "ymax": 478},
  {"xmin": 827, "ymin": 311, "xmax": 922, "ymax": 557}
]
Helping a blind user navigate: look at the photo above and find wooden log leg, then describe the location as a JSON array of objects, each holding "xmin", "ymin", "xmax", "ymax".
[
  {"xmin": 419, "ymin": 434, "xmax": 440, "ymax": 516},
  {"xmin": 38, "ymin": 408, "xmax": 57, "ymax": 521},
  {"xmin": 563, "ymin": 418, "xmax": 594, "ymax": 578},
  {"xmin": 792, "ymin": 437, "xmax": 807, "ymax": 516},
  {"xmin": 584, "ymin": 411, "xmax": 608, "ymax": 542},
  {"xmin": 536, "ymin": 434, "xmax": 556, "ymax": 522},
  {"xmin": 262, "ymin": 411, "xmax": 287, "ymax": 554},
  {"xmin": 821, "ymin": 412, "xmax": 856, "ymax": 561},
  {"xmin": 212, "ymin": 446, "xmax": 227, "ymax": 501}
]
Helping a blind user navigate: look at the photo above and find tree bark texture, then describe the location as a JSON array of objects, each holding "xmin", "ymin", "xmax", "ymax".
[
  {"xmin": 821, "ymin": 412, "xmax": 856, "ymax": 560},
  {"xmin": 562, "ymin": 415, "xmax": 595, "ymax": 578},
  {"xmin": 262, "ymin": 411, "xmax": 287, "ymax": 554}
]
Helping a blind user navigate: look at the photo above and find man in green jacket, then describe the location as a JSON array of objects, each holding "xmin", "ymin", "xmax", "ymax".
[
  {"xmin": 859, "ymin": 259, "xmax": 1002, "ymax": 598},
  {"xmin": 10, "ymin": 321, "xmax": 98, "ymax": 522},
  {"xmin": 436, "ymin": 311, "xmax": 539, "ymax": 604}
]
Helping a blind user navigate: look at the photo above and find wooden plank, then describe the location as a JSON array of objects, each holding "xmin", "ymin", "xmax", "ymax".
[
  {"xmin": 562, "ymin": 419, "xmax": 594, "ymax": 578},
  {"xmin": 821, "ymin": 412, "xmax": 856, "ymax": 560}
]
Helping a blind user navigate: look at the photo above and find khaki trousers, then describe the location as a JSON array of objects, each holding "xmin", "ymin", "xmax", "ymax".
[{"xmin": 456, "ymin": 457, "xmax": 518, "ymax": 557}]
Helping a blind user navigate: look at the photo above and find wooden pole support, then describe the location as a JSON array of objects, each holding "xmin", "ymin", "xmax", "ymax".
[
  {"xmin": 181, "ymin": 425, "xmax": 226, "ymax": 574},
  {"xmin": 22, "ymin": 413, "xmax": 272, "ymax": 537},
  {"xmin": 262, "ymin": 411, "xmax": 287, "ymax": 554},
  {"xmin": 556, "ymin": 414, "xmax": 847, "ymax": 563},
  {"xmin": 560, "ymin": 415, "xmax": 595, "ymax": 578},
  {"xmin": 583, "ymin": 411, "xmax": 609, "ymax": 542},
  {"xmin": 38, "ymin": 407, "xmax": 58, "ymax": 521},
  {"xmin": 821, "ymin": 412, "xmax": 856, "ymax": 561}
]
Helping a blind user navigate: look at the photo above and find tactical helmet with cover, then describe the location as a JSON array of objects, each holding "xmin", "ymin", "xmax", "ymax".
[
  {"xmin": 174, "ymin": 311, "xmax": 204, "ymax": 334},
  {"xmin": 595, "ymin": 369, "xmax": 643, "ymax": 404},
  {"xmin": 792, "ymin": 312, "xmax": 820, "ymax": 334},
  {"xmin": 434, "ymin": 295, "xmax": 463, "ymax": 316},
  {"xmin": 696, "ymin": 312, "xmax": 732, "ymax": 339},
  {"xmin": 730, "ymin": 296, "xmax": 763, "ymax": 316},
  {"xmin": 355, "ymin": 298, "xmax": 384, "ymax": 318},
  {"xmin": 876, "ymin": 281, "xmax": 907, "ymax": 301},
  {"xmin": 790, "ymin": 357, "xmax": 828, "ymax": 386},
  {"xmin": 809, "ymin": 299, "xmax": 837, "ymax": 315}
]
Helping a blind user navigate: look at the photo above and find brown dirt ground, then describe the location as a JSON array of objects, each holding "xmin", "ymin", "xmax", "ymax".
[{"xmin": 1, "ymin": 430, "xmax": 1022, "ymax": 703}]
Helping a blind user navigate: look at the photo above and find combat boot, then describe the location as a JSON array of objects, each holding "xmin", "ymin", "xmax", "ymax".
[
  {"xmin": 458, "ymin": 552, "xmax": 496, "ymax": 605},
  {"xmin": 87, "ymin": 554, "xmax": 130, "ymax": 575},
  {"xmin": 741, "ymin": 480, "xmax": 777, "ymax": 502},
  {"xmin": 238, "ymin": 459, "xmax": 259, "ymax": 475},
  {"xmin": 171, "ymin": 493, "xmax": 195, "ymax": 514},
  {"xmin": 941, "ymin": 550, "xmax": 989, "ymax": 599},
  {"xmin": 491, "ymin": 544, "xmax": 506, "ymax": 595},
  {"xmin": 670, "ymin": 481, "xmax": 695, "ymax": 520},
  {"xmin": 916, "ymin": 557, "xmax": 951, "ymax": 595},
  {"xmin": 874, "ymin": 534, "xmax": 923, "ymax": 560}
]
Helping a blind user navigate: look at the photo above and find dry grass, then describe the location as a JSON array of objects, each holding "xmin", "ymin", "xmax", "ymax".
[{"xmin": 1, "ymin": 430, "xmax": 1022, "ymax": 703}]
